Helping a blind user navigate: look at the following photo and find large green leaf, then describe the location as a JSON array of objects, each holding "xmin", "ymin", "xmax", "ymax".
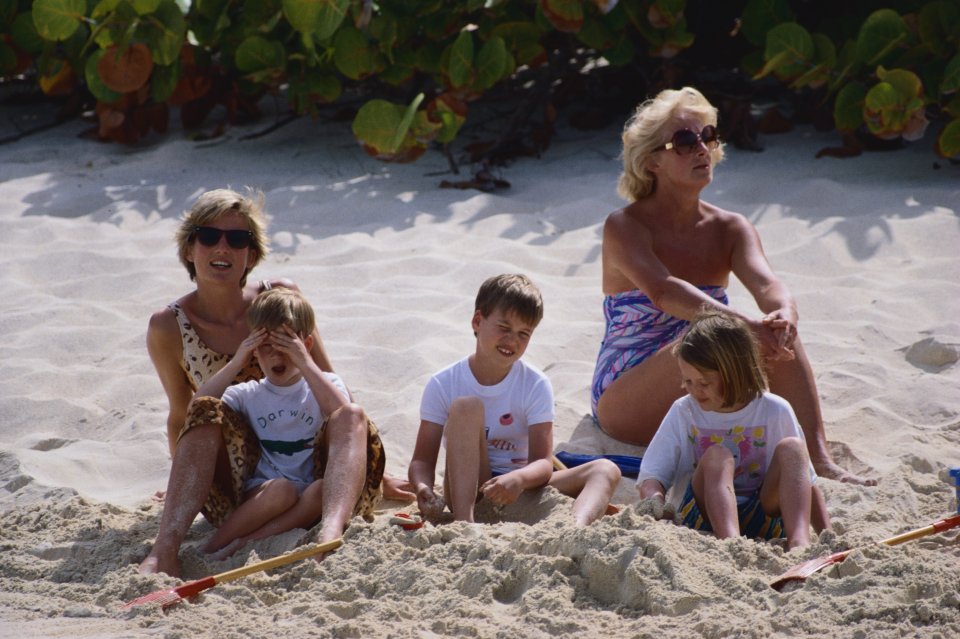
[
  {"xmin": 876, "ymin": 67, "xmax": 923, "ymax": 99},
  {"xmin": 333, "ymin": 26, "xmax": 380, "ymax": 79},
  {"xmin": 142, "ymin": 0, "xmax": 186, "ymax": 66},
  {"xmin": 833, "ymin": 81, "xmax": 866, "ymax": 132},
  {"xmin": 918, "ymin": 1, "xmax": 959, "ymax": 57},
  {"xmin": 132, "ymin": 0, "xmax": 163, "ymax": 14},
  {"xmin": 32, "ymin": 0, "xmax": 85, "ymax": 41},
  {"xmin": 84, "ymin": 49, "xmax": 123, "ymax": 102},
  {"xmin": 539, "ymin": 0, "xmax": 583, "ymax": 33},
  {"xmin": 935, "ymin": 118, "xmax": 960, "ymax": 157},
  {"xmin": 740, "ymin": 0, "xmax": 793, "ymax": 47},
  {"xmin": 447, "ymin": 30, "xmax": 473, "ymax": 89},
  {"xmin": 856, "ymin": 9, "xmax": 908, "ymax": 67},
  {"xmin": 429, "ymin": 93, "xmax": 467, "ymax": 144},
  {"xmin": 475, "ymin": 36, "xmax": 507, "ymax": 90},
  {"xmin": 763, "ymin": 22, "xmax": 814, "ymax": 79},
  {"xmin": 941, "ymin": 53, "xmax": 960, "ymax": 95},
  {"xmin": 283, "ymin": 0, "xmax": 348, "ymax": 40},
  {"xmin": 235, "ymin": 35, "xmax": 285, "ymax": 72},
  {"xmin": 352, "ymin": 98, "xmax": 407, "ymax": 155}
]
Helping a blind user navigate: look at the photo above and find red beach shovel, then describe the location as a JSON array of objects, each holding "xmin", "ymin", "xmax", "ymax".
[
  {"xmin": 770, "ymin": 514, "xmax": 960, "ymax": 591},
  {"xmin": 123, "ymin": 537, "xmax": 343, "ymax": 609}
]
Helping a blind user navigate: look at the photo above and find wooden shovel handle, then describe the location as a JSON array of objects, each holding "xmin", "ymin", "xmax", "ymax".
[
  {"xmin": 212, "ymin": 537, "xmax": 343, "ymax": 585},
  {"xmin": 878, "ymin": 513, "xmax": 960, "ymax": 547}
]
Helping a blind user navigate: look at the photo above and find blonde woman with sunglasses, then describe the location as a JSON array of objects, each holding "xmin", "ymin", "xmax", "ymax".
[
  {"xmin": 590, "ymin": 87, "xmax": 873, "ymax": 488},
  {"xmin": 139, "ymin": 188, "xmax": 413, "ymax": 576}
]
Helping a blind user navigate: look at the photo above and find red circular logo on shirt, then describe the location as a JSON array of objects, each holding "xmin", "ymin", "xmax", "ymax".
[{"xmin": 499, "ymin": 413, "xmax": 513, "ymax": 426}]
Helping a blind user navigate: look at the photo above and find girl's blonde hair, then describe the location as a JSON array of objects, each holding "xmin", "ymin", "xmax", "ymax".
[
  {"xmin": 618, "ymin": 86, "xmax": 725, "ymax": 202},
  {"xmin": 175, "ymin": 188, "xmax": 270, "ymax": 287},
  {"xmin": 673, "ymin": 307, "xmax": 767, "ymax": 408}
]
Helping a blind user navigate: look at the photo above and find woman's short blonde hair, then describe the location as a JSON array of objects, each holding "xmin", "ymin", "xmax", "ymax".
[
  {"xmin": 618, "ymin": 86, "xmax": 725, "ymax": 202},
  {"xmin": 175, "ymin": 188, "xmax": 270, "ymax": 287}
]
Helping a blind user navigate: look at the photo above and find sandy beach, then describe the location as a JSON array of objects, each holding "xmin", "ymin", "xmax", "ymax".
[{"xmin": 1, "ymin": 103, "xmax": 958, "ymax": 638}]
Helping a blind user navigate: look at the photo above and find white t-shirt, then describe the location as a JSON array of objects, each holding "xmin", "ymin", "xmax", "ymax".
[
  {"xmin": 637, "ymin": 392, "xmax": 816, "ymax": 504},
  {"xmin": 420, "ymin": 357, "xmax": 555, "ymax": 474},
  {"xmin": 222, "ymin": 374, "xmax": 349, "ymax": 493}
]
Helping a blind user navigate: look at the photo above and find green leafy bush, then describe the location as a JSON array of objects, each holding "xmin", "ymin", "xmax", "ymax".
[
  {"xmin": 2, "ymin": 0, "xmax": 957, "ymax": 160},
  {"xmin": 745, "ymin": 0, "xmax": 960, "ymax": 157}
]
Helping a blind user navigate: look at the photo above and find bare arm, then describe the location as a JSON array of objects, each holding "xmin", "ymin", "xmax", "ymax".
[
  {"xmin": 603, "ymin": 211, "xmax": 729, "ymax": 320},
  {"xmin": 146, "ymin": 309, "xmax": 195, "ymax": 455},
  {"xmin": 728, "ymin": 216, "xmax": 798, "ymax": 358},
  {"xmin": 194, "ymin": 327, "xmax": 267, "ymax": 400},
  {"xmin": 638, "ymin": 478, "xmax": 667, "ymax": 501},
  {"xmin": 409, "ymin": 421, "xmax": 445, "ymax": 518}
]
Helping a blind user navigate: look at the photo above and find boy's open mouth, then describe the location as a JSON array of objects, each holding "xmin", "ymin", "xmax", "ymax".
[{"xmin": 271, "ymin": 364, "xmax": 287, "ymax": 375}]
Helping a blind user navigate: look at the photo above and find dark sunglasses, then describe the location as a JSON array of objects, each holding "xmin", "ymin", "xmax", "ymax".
[
  {"xmin": 191, "ymin": 226, "xmax": 253, "ymax": 249},
  {"xmin": 655, "ymin": 125, "xmax": 719, "ymax": 155}
]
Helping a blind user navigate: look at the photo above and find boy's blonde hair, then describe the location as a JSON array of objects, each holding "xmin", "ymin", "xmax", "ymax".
[
  {"xmin": 175, "ymin": 188, "xmax": 270, "ymax": 287},
  {"xmin": 475, "ymin": 273, "xmax": 544, "ymax": 328},
  {"xmin": 247, "ymin": 288, "xmax": 316, "ymax": 337},
  {"xmin": 672, "ymin": 307, "xmax": 767, "ymax": 408},
  {"xmin": 618, "ymin": 86, "xmax": 725, "ymax": 202}
]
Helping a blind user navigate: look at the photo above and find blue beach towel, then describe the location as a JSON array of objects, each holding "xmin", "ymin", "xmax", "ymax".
[{"xmin": 554, "ymin": 451, "xmax": 642, "ymax": 478}]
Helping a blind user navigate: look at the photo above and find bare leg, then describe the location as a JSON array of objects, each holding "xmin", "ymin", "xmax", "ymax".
[
  {"xmin": 203, "ymin": 479, "xmax": 298, "ymax": 553},
  {"xmin": 314, "ymin": 403, "xmax": 368, "ymax": 550},
  {"xmin": 215, "ymin": 479, "xmax": 326, "ymax": 557},
  {"xmin": 760, "ymin": 437, "xmax": 812, "ymax": 550},
  {"xmin": 811, "ymin": 485, "xmax": 831, "ymax": 533},
  {"xmin": 548, "ymin": 459, "xmax": 621, "ymax": 526},
  {"xmin": 693, "ymin": 445, "xmax": 739, "ymax": 540},
  {"xmin": 767, "ymin": 338, "xmax": 876, "ymax": 486},
  {"xmin": 443, "ymin": 397, "xmax": 491, "ymax": 522},
  {"xmin": 595, "ymin": 346, "xmax": 683, "ymax": 445},
  {"xmin": 138, "ymin": 422, "xmax": 223, "ymax": 576}
]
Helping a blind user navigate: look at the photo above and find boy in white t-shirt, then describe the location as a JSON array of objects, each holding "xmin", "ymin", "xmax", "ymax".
[
  {"xmin": 409, "ymin": 274, "xmax": 620, "ymax": 525},
  {"xmin": 194, "ymin": 288, "xmax": 373, "ymax": 557}
]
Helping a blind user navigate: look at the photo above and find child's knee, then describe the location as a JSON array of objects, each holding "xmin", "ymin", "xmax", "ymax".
[
  {"xmin": 773, "ymin": 436, "xmax": 807, "ymax": 462},
  {"xmin": 327, "ymin": 403, "xmax": 367, "ymax": 437},
  {"xmin": 263, "ymin": 479, "xmax": 299, "ymax": 509},
  {"xmin": 588, "ymin": 459, "xmax": 622, "ymax": 486},
  {"xmin": 700, "ymin": 444, "xmax": 734, "ymax": 467},
  {"xmin": 446, "ymin": 397, "xmax": 486, "ymax": 437}
]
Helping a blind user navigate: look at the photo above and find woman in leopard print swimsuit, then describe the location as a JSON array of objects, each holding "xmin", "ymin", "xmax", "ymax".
[{"xmin": 139, "ymin": 188, "xmax": 408, "ymax": 576}]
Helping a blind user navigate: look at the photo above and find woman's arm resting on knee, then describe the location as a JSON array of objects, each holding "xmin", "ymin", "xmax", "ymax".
[{"xmin": 147, "ymin": 309, "xmax": 196, "ymax": 455}]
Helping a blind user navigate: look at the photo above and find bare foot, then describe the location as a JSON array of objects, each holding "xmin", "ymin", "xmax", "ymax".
[
  {"xmin": 138, "ymin": 549, "xmax": 181, "ymax": 577},
  {"xmin": 209, "ymin": 538, "xmax": 246, "ymax": 561},
  {"xmin": 814, "ymin": 460, "xmax": 878, "ymax": 486},
  {"xmin": 382, "ymin": 474, "xmax": 416, "ymax": 502},
  {"xmin": 152, "ymin": 490, "xmax": 165, "ymax": 503}
]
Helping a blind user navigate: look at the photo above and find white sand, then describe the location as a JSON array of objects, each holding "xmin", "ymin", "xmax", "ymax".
[{"xmin": 1, "ymin": 108, "xmax": 958, "ymax": 638}]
